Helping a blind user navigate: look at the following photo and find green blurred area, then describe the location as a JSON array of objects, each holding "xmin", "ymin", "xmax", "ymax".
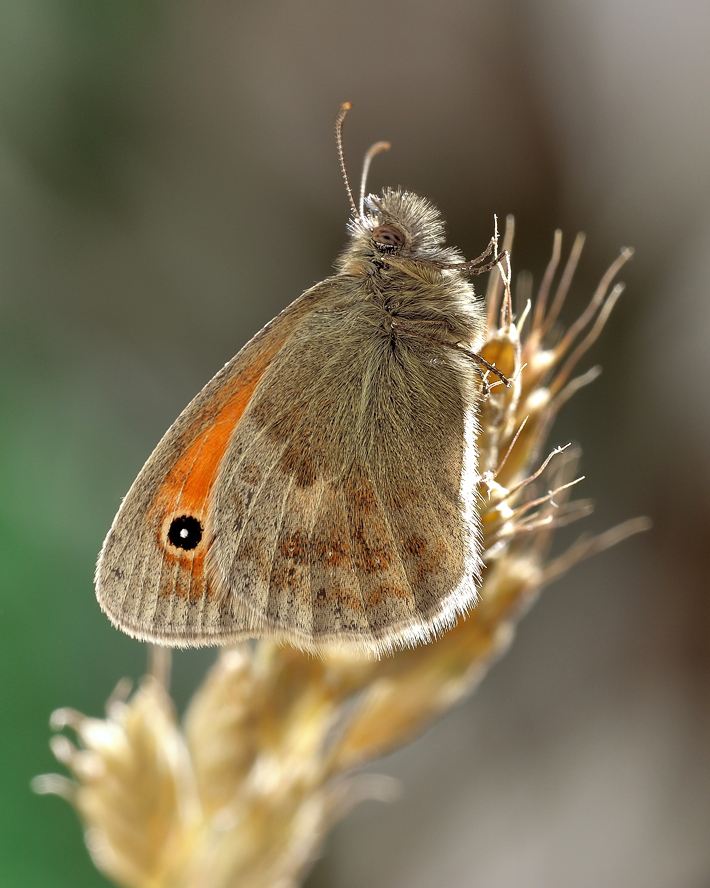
[{"xmin": 0, "ymin": 4, "xmax": 204, "ymax": 884}]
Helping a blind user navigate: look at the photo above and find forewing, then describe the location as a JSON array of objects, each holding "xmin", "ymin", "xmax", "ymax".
[{"xmin": 95, "ymin": 282, "xmax": 334, "ymax": 645}]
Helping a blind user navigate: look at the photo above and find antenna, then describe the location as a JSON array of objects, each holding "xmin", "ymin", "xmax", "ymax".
[
  {"xmin": 359, "ymin": 141, "xmax": 391, "ymax": 217},
  {"xmin": 335, "ymin": 103, "xmax": 359, "ymax": 218}
]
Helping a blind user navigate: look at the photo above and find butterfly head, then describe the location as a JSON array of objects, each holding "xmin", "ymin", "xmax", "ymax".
[
  {"xmin": 333, "ymin": 105, "xmax": 464, "ymax": 277},
  {"xmin": 337, "ymin": 188, "xmax": 464, "ymax": 275}
]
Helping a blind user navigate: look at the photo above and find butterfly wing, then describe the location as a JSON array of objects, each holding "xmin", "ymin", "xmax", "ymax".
[
  {"xmin": 95, "ymin": 281, "xmax": 336, "ymax": 645},
  {"xmin": 208, "ymin": 296, "xmax": 483, "ymax": 654},
  {"xmin": 98, "ymin": 280, "xmax": 482, "ymax": 654}
]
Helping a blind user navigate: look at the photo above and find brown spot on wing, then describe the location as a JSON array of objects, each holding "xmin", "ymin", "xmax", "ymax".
[
  {"xmin": 403, "ymin": 534, "xmax": 427, "ymax": 556},
  {"xmin": 313, "ymin": 584, "xmax": 362, "ymax": 610},
  {"xmin": 364, "ymin": 584, "xmax": 412, "ymax": 608},
  {"xmin": 413, "ymin": 539, "xmax": 448, "ymax": 585},
  {"xmin": 341, "ymin": 471, "xmax": 419, "ymax": 633},
  {"xmin": 311, "ymin": 535, "xmax": 350, "ymax": 566},
  {"xmin": 278, "ymin": 531, "xmax": 309, "ymax": 562},
  {"xmin": 279, "ymin": 441, "xmax": 316, "ymax": 488},
  {"xmin": 343, "ymin": 468, "xmax": 377, "ymax": 512},
  {"xmin": 308, "ymin": 488, "xmax": 368, "ymax": 634},
  {"xmin": 351, "ymin": 525, "xmax": 392, "ymax": 574},
  {"xmin": 387, "ymin": 490, "xmax": 467, "ymax": 617}
]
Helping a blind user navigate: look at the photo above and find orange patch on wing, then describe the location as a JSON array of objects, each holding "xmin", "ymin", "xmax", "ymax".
[
  {"xmin": 159, "ymin": 349, "xmax": 278, "ymax": 518},
  {"xmin": 169, "ymin": 390, "xmax": 253, "ymax": 513},
  {"xmin": 152, "ymin": 343, "xmax": 283, "ymax": 600}
]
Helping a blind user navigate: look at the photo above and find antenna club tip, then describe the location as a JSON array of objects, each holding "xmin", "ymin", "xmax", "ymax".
[{"xmin": 340, "ymin": 101, "xmax": 353, "ymax": 111}]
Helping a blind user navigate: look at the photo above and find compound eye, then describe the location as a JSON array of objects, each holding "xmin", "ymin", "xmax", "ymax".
[{"xmin": 372, "ymin": 224, "xmax": 406, "ymax": 249}]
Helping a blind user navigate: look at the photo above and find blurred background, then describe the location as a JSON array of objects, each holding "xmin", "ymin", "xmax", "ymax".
[{"xmin": 1, "ymin": 1, "xmax": 709, "ymax": 886}]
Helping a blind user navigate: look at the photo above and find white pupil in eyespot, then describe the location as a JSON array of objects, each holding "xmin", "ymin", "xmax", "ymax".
[{"xmin": 180, "ymin": 528, "xmax": 189, "ymax": 538}]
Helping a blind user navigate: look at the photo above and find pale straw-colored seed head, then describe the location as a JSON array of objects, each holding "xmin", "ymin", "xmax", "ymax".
[{"xmin": 34, "ymin": 224, "xmax": 649, "ymax": 888}]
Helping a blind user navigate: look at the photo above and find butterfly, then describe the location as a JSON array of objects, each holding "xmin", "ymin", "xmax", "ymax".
[{"xmin": 95, "ymin": 103, "xmax": 507, "ymax": 656}]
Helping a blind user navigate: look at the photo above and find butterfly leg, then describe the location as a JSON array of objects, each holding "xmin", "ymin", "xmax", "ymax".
[{"xmin": 390, "ymin": 319, "xmax": 510, "ymax": 391}]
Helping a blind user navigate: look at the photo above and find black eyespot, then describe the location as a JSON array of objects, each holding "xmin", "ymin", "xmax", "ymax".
[
  {"xmin": 167, "ymin": 515, "xmax": 203, "ymax": 551},
  {"xmin": 372, "ymin": 224, "xmax": 406, "ymax": 250}
]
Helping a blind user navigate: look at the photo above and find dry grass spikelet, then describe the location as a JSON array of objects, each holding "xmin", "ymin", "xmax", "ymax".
[{"xmin": 34, "ymin": 222, "xmax": 649, "ymax": 888}]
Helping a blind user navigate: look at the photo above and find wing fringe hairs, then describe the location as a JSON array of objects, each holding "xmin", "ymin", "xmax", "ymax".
[{"xmin": 34, "ymin": 224, "xmax": 649, "ymax": 888}]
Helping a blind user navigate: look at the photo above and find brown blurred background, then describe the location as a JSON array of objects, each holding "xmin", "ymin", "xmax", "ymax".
[{"xmin": 1, "ymin": 1, "xmax": 708, "ymax": 886}]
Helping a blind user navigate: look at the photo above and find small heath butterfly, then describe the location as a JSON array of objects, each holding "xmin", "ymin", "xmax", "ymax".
[{"xmin": 96, "ymin": 104, "xmax": 508, "ymax": 655}]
